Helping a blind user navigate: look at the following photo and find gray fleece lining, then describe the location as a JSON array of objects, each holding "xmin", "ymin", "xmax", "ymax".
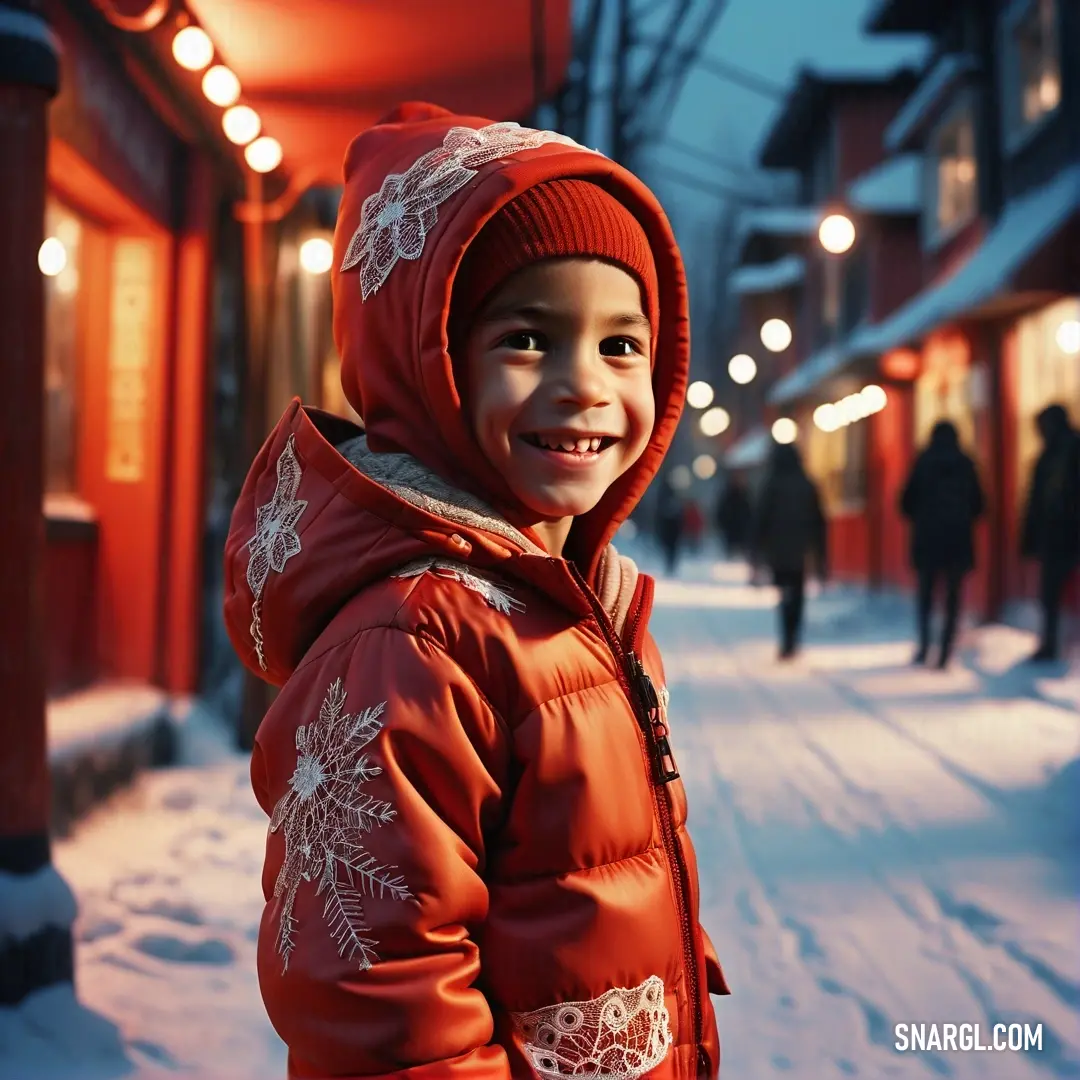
[{"xmin": 337, "ymin": 434, "xmax": 545, "ymax": 555}]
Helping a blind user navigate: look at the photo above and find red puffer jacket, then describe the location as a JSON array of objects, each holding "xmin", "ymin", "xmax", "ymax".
[{"xmin": 224, "ymin": 103, "xmax": 728, "ymax": 1080}]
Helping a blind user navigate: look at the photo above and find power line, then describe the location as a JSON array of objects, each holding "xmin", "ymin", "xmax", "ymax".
[{"xmin": 663, "ymin": 135, "xmax": 759, "ymax": 179}]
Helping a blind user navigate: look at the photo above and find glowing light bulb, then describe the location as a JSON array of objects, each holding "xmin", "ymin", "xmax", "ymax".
[
  {"xmin": 245, "ymin": 135, "xmax": 283, "ymax": 173},
  {"xmin": 1055, "ymin": 319, "xmax": 1080, "ymax": 355},
  {"xmin": 202, "ymin": 65, "xmax": 240, "ymax": 107},
  {"xmin": 223, "ymin": 105, "xmax": 261, "ymax": 146},
  {"xmin": 38, "ymin": 237, "xmax": 67, "ymax": 276},
  {"xmin": 771, "ymin": 417, "xmax": 798, "ymax": 444},
  {"xmin": 700, "ymin": 406, "xmax": 731, "ymax": 437},
  {"xmin": 860, "ymin": 384, "xmax": 888, "ymax": 413},
  {"xmin": 172, "ymin": 26, "xmax": 213, "ymax": 71},
  {"xmin": 760, "ymin": 317, "xmax": 792, "ymax": 353},
  {"xmin": 686, "ymin": 380, "xmax": 715, "ymax": 409},
  {"xmin": 728, "ymin": 353, "xmax": 757, "ymax": 385},
  {"xmin": 299, "ymin": 237, "xmax": 334, "ymax": 275},
  {"xmin": 692, "ymin": 454, "xmax": 717, "ymax": 480},
  {"xmin": 813, "ymin": 403, "xmax": 840, "ymax": 432},
  {"xmin": 819, "ymin": 213, "xmax": 856, "ymax": 255}
]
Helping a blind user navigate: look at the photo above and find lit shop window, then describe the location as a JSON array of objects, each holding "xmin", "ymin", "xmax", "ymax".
[
  {"xmin": 929, "ymin": 100, "xmax": 978, "ymax": 242},
  {"xmin": 1003, "ymin": 0, "xmax": 1061, "ymax": 145},
  {"xmin": 42, "ymin": 201, "xmax": 83, "ymax": 495},
  {"xmin": 1013, "ymin": 297, "xmax": 1080, "ymax": 511}
]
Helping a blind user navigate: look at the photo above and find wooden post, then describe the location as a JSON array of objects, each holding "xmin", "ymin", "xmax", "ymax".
[{"xmin": 0, "ymin": 0, "xmax": 74, "ymax": 1005}]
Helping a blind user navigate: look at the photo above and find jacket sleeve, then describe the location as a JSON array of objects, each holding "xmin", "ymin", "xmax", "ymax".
[{"xmin": 250, "ymin": 626, "xmax": 512, "ymax": 1079}]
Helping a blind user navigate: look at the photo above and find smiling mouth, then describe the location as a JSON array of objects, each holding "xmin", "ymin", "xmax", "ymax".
[{"xmin": 520, "ymin": 433, "xmax": 620, "ymax": 455}]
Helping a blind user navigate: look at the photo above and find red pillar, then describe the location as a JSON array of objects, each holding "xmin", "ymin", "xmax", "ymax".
[{"xmin": 0, "ymin": 1, "xmax": 73, "ymax": 1003}]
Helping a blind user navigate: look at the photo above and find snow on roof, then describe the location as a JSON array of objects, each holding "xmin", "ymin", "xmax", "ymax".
[
  {"xmin": 847, "ymin": 154, "xmax": 922, "ymax": 215},
  {"xmin": 885, "ymin": 53, "xmax": 979, "ymax": 152},
  {"xmin": 730, "ymin": 255, "xmax": 806, "ymax": 296},
  {"xmin": 48, "ymin": 682, "xmax": 170, "ymax": 765},
  {"xmin": 737, "ymin": 205, "xmax": 820, "ymax": 245},
  {"xmin": 725, "ymin": 426, "xmax": 773, "ymax": 469},
  {"xmin": 766, "ymin": 341, "xmax": 851, "ymax": 405},
  {"xmin": 850, "ymin": 162, "xmax": 1080, "ymax": 357}
]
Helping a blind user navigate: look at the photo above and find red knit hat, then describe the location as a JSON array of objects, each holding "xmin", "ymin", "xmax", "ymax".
[{"xmin": 450, "ymin": 179, "xmax": 659, "ymax": 347}]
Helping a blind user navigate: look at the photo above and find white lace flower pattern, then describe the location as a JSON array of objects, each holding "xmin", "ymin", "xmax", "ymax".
[
  {"xmin": 340, "ymin": 122, "xmax": 594, "ymax": 301},
  {"xmin": 512, "ymin": 976, "xmax": 673, "ymax": 1080},
  {"xmin": 246, "ymin": 434, "xmax": 308, "ymax": 671},
  {"xmin": 270, "ymin": 679, "xmax": 412, "ymax": 973},
  {"xmin": 391, "ymin": 557, "xmax": 525, "ymax": 616}
]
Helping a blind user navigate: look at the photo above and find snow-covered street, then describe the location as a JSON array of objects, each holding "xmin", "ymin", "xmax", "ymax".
[{"xmin": 2, "ymin": 556, "xmax": 1077, "ymax": 1079}]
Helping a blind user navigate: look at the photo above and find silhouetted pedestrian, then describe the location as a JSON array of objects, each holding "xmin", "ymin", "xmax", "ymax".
[
  {"xmin": 655, "ymin": 478, "xmax": 685, "ymax": 575},
  {"xmin": 1021, "ymin": 403, "xmax": 1080, "ymax": 661},
  {"xmin": 683, "ymin": 498, "xmax": 705, "ymax": 553},
  {"xmin": 750, "ymin": 443, "xmax": 827, "ymax": 659},
  {"xmin": 900, "ymin": 421, "xmax": 985, "ymax": 668},
  {"xmin": 715, "ymin": 475, "xmax": 752, "ymax": 557}
]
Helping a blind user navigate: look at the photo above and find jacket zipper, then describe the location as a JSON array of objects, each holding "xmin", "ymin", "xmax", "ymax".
[{"xmin": 566, "ymin": 562, "xmax": 704, "ymax": 1059}]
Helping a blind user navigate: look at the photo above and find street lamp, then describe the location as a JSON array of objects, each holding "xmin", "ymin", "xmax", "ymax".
[
  {"xmin": 728, "ymin": 353, "xmax": 757, "ymax": 385},
  {"xmin": 771, "ymin": 417, "xmax": 798, "ymax": 444},
  {"xmin": 700, "ymin": 406, "xmax": 731, "ymax": 436},
  {"xmin": 686, "ymin": 380, "xmax": 714, "ymax": 409},
  {"xmin": 818, "ymin": 213, "xmax": 856, "ymax": 255},
  {"xmin": 760, "ymin": 317, "xmax": 792, "ymax": 353}
]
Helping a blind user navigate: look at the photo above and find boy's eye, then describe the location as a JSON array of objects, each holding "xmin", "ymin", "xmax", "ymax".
[
  {"xmin": 501, "ymin": 331, "xmax": 546, "ymax": 352},
  {"xmin": 600, "ymin": 336, "xmax": 643, "ymax": 357}
]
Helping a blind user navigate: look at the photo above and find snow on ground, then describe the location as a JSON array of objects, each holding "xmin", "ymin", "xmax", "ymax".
[
  {"xmin": 0, "ymin": 705, "xmax": 286, "ymax": 1080},
  {"xmin": 1, "ymin": 550, "xmax": 1077, "ymax": 1079},
  {"xmin": 652, "ymin": 549, "xmax": 1080, "ymax": 1079}
]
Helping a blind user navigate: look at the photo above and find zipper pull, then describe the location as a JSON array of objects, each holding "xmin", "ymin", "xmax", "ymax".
[{"xmin": 628, "ymin": 653, "xmax": 680, "ymax": 785}]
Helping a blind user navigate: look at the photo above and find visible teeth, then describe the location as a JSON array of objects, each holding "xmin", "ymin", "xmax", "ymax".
[
  {"xmin": 589, "ymin": 437, "xmax": 601, "ymax": 452},
  {"xmin": 575, "ymin": 439, "xmax": 591, "ymax": 453},
  {"xmin": 560, "ymin": 441, "xmax": 576, "ymax": 452}
]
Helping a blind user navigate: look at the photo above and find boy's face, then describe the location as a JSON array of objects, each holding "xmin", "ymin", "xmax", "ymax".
[{"xmin": 461, "ymin": 258, "xmax": 655, "ymax": 536}]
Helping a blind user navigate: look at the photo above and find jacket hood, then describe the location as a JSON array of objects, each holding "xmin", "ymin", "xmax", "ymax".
[
  {"xmin": 224, "ymin": 105, "xmax": 687, "ymax": 684},
  {"xmin": 330, "ymin": 102, "xmax": 689, "ymax": 576}
]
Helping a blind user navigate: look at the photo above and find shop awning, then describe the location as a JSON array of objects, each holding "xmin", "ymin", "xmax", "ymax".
[
  {"xmin": 187, "ymin": 0, "xmax": 572, "ymax": 185},
  {"xmin": 848, "ymin": 163, "xmax": 1080, "ymax": 358},
  {"xmin": 725, "ymin": 426, "xmax": 773, "ymax": 470},
  {"xmin": 767, "ymin": 339, "xmax": 855, "ymax": 405},
  {"xmin": 729, "ymin": 255, "xmax": 806, "ymax": 295},
  {"xmin": 846, "ymin": 154, "xmax": 921, "ymax": 216}
]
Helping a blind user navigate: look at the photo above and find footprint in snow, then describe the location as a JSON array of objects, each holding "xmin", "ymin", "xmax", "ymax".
[{"xmin": 131, "ymin": 933, "xmax": 235, "ymax": 965}]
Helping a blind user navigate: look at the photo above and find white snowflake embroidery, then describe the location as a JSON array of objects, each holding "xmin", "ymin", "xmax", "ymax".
[
  {"xmin": 340, "ymin": 122, "xmax": 594, "ymax": 300},
  {"xmin": 246, "ymin": 434, "xmax": 308, "ymax": 671},
  {"xmin": 391, "ymin": 557, "xmax": 525, "ymax": 615},
  {"xmin": 269, "ymin": 679, "xmax": 412, "ymax": 973},
  {"xmin": 512, "ymin": 976, "xmax": 673, "ymax": 1080}
]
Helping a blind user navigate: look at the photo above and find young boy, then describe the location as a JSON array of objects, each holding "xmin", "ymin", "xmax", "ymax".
[{"xmin": 224, "ymin": 102, "xmax": 728, "ymax": 1080}]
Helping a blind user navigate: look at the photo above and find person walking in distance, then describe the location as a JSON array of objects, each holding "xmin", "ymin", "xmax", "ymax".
[
  {"xmin": 1020, "ymin": 403, "xmax": 1080, "ymax": 661},
  {"xmin": 655, "ymin": 475, "xmax": 685, "ymax": 575},
  {"xmin": 715, "ymin": 474, "xmax": 751, "ymax": 557},
  {"xmin": 750, "ymin": 442, "xmax": 827, "ymax": 659},
  {"xmin": 900, "ymin": 420, "xmax": 985, "ymax": 668}
]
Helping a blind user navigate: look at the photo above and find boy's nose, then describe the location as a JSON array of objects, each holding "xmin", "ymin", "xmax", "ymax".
[{"xmin": 554, "ymin": 349, "xmax": 611, "ymax": 408}]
